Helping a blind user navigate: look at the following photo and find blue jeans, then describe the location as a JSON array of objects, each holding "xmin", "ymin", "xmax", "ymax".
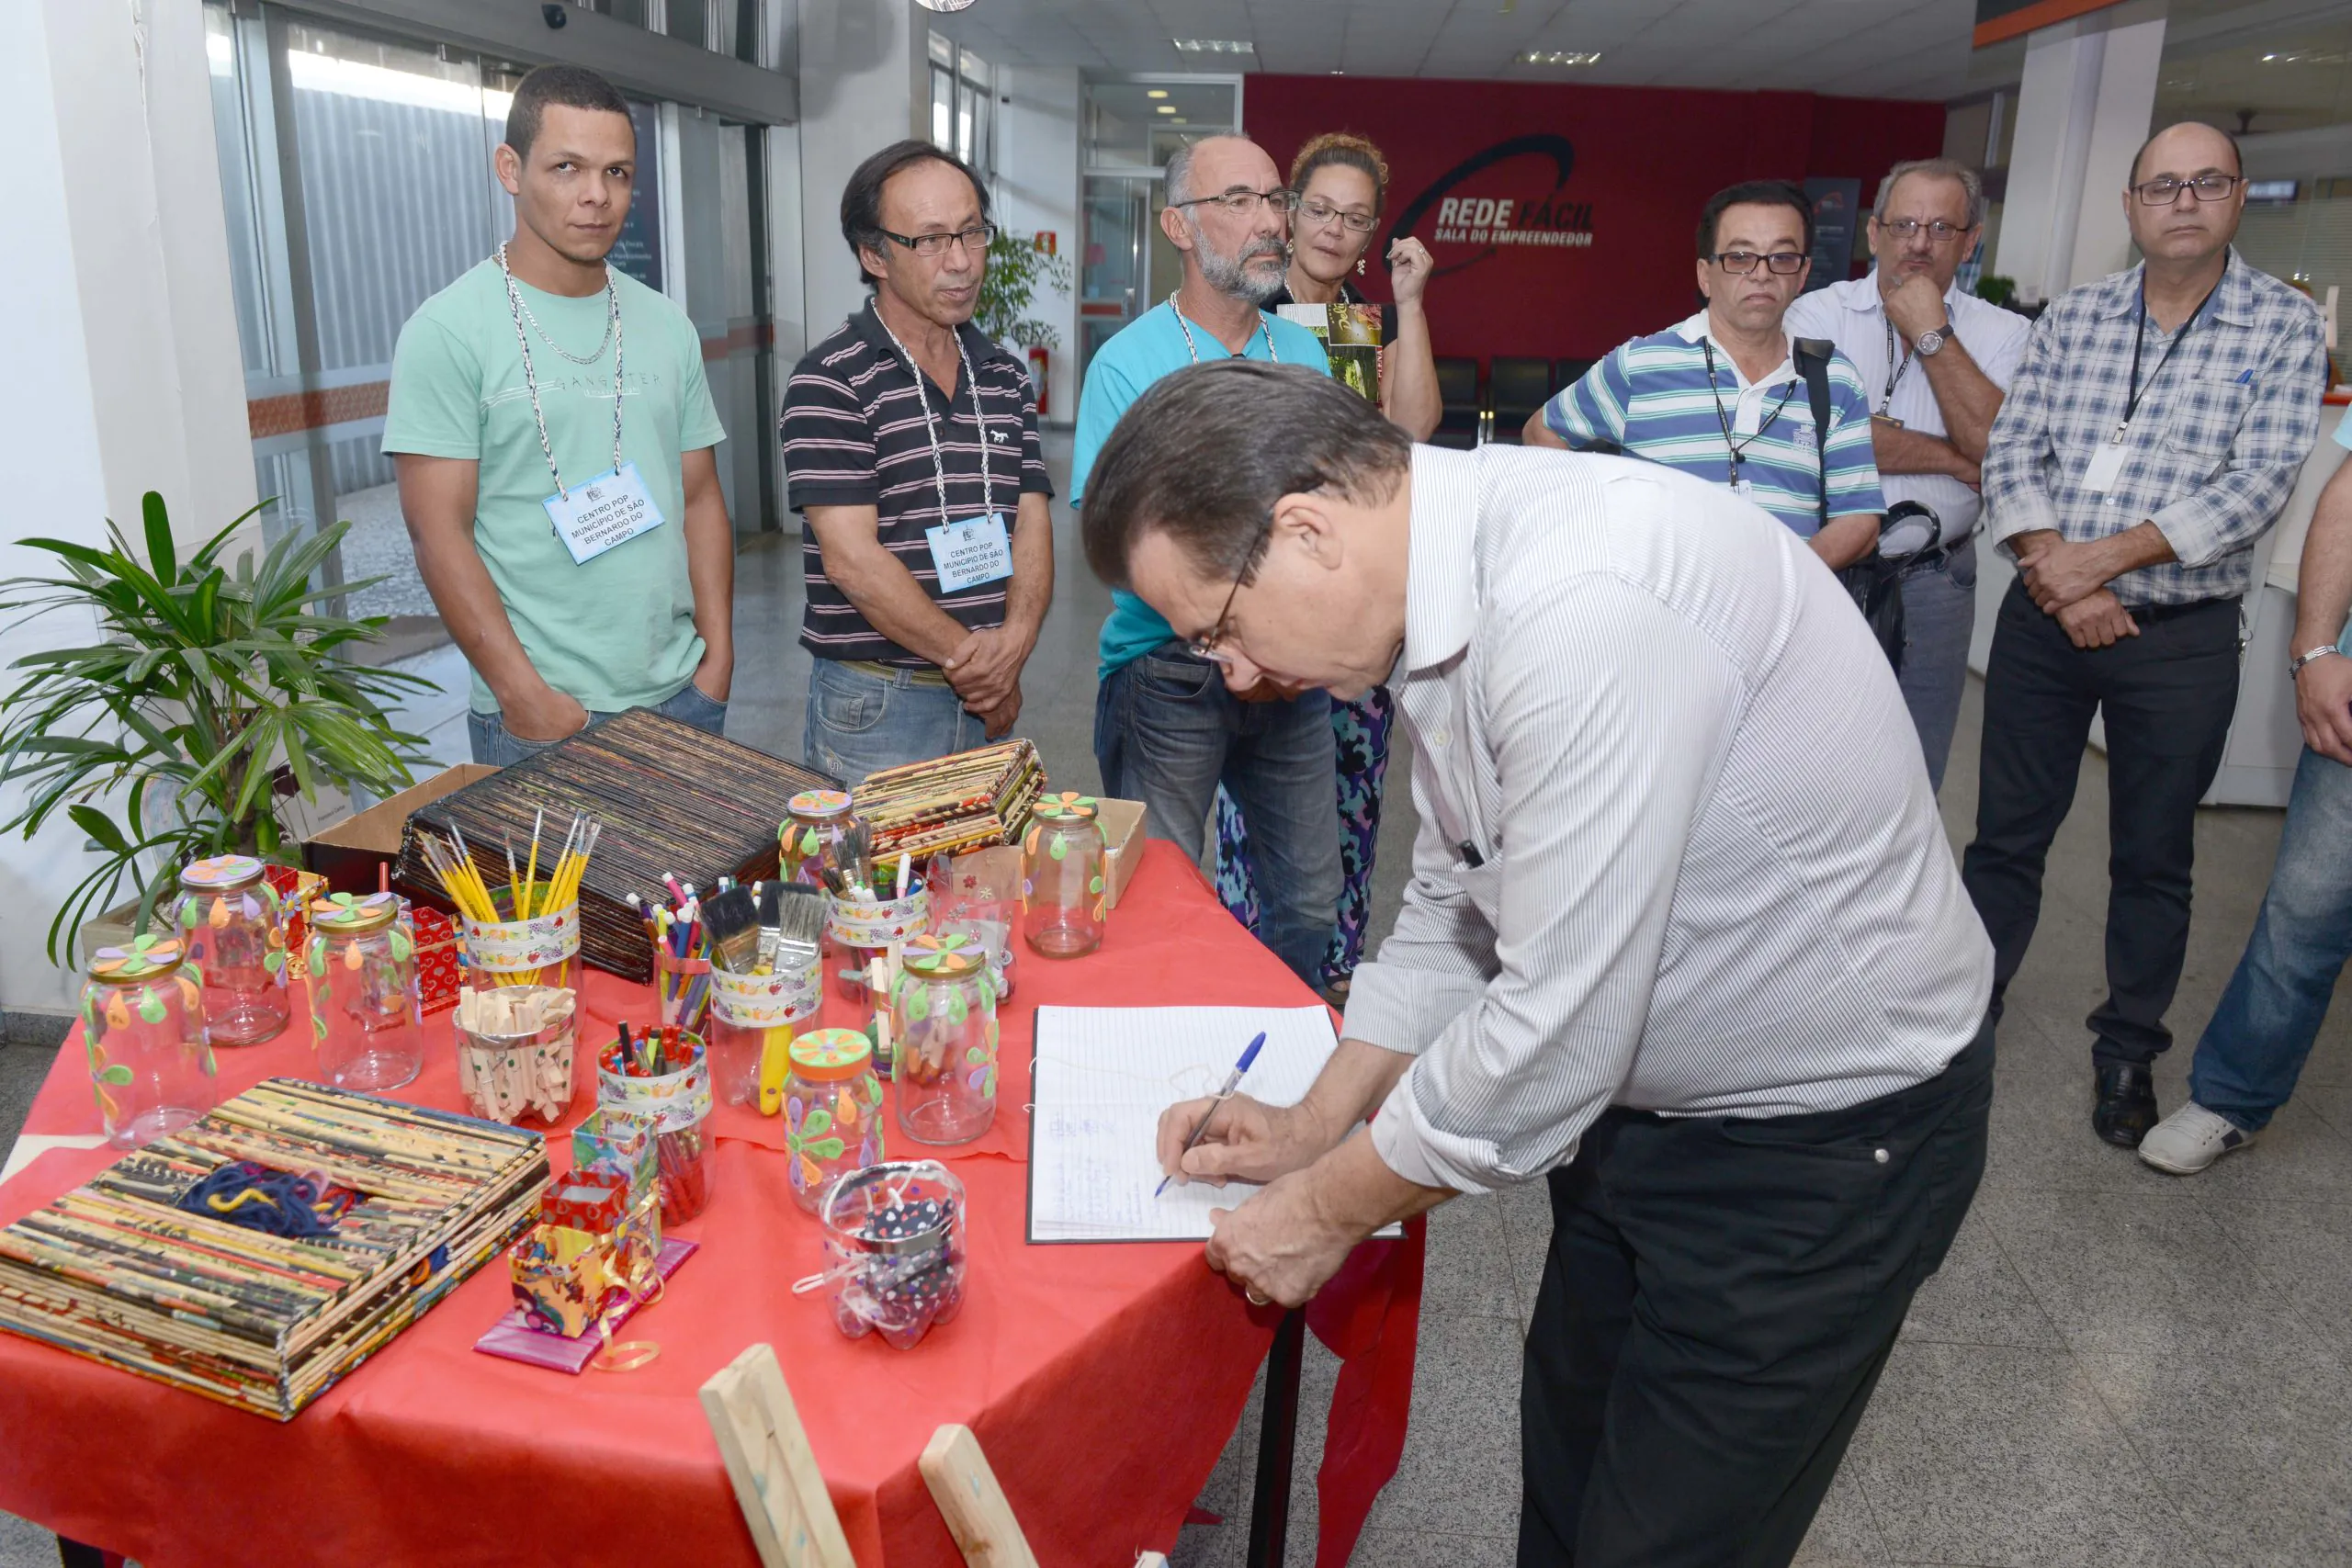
[
  {"xmin": 2188, "ymin": 745, "xmax": 2352, "ymax": 1131},
  {"xmin": 468, "ymin": 678, "xmax": 727, "ymax": 766},
  {"xmin": 1895, "ymin": 538, "xmax": 1977, "ymax": 794},
  {"xmin": 803, "ymin": 659, "xmax": 987, "ymax": 785},
  {"xmin": 1095, "ymin": 642, "xmax": 1341, "ymax": 985}
]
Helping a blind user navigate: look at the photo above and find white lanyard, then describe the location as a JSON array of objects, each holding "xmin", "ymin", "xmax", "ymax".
[
  {"xmin": 497, "ymin": 243, "xmax": 623, "ymax": 503},
  {"xmin": 869, "ymin": 301, "xmax": 997, "ymax": 526},
  {"xmin": 1168, "ymin": 294, "xmax": 1278, "ymax": 365}
]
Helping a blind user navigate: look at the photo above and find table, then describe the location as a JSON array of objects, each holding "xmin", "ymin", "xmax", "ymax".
[{"xmin": 0, "ymin": 842, "xmax": 1423, "ymax": 1568}]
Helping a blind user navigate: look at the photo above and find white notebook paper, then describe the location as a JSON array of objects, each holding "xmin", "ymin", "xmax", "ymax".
[{"xmin": 1027, "ymin": 1004, "xmax": 1398, "ymax": 1244}]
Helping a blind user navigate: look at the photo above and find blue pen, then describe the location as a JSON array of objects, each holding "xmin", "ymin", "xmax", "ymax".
[{"xmin": 1157, "ymin": 1031, "xmax": 1268, "ymax": 1198}]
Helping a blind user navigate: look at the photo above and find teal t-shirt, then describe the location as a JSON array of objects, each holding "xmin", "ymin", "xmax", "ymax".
[
  {"xmin": 1070, "ymin": 302, "xmax": 1331, "ymax": 677},
  {"xmin": 382, "ymin": 257, "xmax": 726, "ymax": 715}
]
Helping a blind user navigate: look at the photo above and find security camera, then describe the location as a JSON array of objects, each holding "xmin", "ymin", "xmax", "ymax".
[{"xmin": 542, "ymin": 3, "xmax": 568, "ymax": 28}]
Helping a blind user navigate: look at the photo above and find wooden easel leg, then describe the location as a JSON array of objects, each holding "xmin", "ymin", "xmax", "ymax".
[{"xmin": 1245, "ymin": 1309, "xmax": 1306, "ymax": 1568}]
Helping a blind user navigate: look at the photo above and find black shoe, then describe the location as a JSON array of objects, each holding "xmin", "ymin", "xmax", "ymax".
[{"xmin": 2093, "ymin": 1063, "xmax": 2159, "ymax": 1148}]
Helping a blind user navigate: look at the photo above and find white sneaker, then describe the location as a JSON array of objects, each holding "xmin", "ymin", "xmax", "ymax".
[{"xmin": 2137, "ymin": 1102, "xmax": 2256, "ymax": 1175}]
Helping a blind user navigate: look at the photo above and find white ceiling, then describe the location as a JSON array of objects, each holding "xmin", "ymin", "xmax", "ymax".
[{"xmin": 939, "ymin": 0, "xmax": 1985, "ymax": 102}]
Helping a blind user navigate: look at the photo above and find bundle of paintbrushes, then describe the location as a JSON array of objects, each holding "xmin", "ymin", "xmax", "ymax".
[
  {"xmin": 851, "ymin": 739, "xmax": 1046, "ymax": 861},
  {"xmin": 0, "ymin": 1078, "xmax": 548, "ymax": 1418},
  {"xmin": 394, "ymin": 708, "xmax": 833, "ymax": 982},
  {"xmin": 630, "ymin": 876, "xmax": 715, "ymax": 1032},
  {"xmin": 453, "ymin": 984, "xmax": 579, "ymax": 1127},
  {"xmin": 596, "ymin": 1024, "xmax": 713, "ymax": 1223},
  {"xmin": 421, "ymin": 810, "xmax": 598, "ymax": 991}
]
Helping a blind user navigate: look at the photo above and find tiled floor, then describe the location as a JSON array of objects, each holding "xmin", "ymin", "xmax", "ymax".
[{"xmin": 5, "ymin": 439, "xmax": 2350, "ymax": 1565}]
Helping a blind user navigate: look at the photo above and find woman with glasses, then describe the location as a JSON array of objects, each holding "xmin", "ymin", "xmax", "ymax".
[{"xmin": 1210, "ymin": 131, "xmax": 1439, "ymax": 1003}]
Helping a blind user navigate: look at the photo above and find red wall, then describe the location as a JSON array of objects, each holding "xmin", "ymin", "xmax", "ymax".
[{"xmin": 1245, "ymin": 75, "xmax": 1946, "ymax": 366}]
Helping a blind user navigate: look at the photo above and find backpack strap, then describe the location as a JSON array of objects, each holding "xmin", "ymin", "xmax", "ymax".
[{"xmin": 1791, "ymin": 336, "xmax": 1837, "ymax": 534}]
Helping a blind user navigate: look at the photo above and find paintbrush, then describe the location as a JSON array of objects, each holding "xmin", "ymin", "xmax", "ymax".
[{"xmin": 703, "ymin": 883, "xmax": 761, "ymax": 976}]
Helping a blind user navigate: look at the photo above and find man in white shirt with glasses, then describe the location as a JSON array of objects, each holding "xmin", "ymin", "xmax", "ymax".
[{"xmin": 1787, "ymin": 158, "xmax": 2031, "ymax": 791}]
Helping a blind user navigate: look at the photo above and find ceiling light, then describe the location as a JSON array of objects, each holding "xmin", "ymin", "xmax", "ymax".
[
  {"xmin": 1173, "ymin": 38, "xmax": 1254, "ymax": 55},
  {"xmin": 1147, "ymin": 89, "xmax": 1168, "ymax": 98},
  {"xmin": 1157, "ymin": 105, "xmax": 1176, "ymax": 114},
  {"xmin": 913, "ymin": 0, "xmax": 979, "ymax": 11},
  {"xmin": 1518, "ymin": 49, "xmax": 1602, "ymax": 66}
]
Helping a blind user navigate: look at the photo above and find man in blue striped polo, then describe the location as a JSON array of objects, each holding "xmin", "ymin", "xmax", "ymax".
[{"xmin": 1527, "ymin": 180, "xmax": 1884, "ymax": 569}]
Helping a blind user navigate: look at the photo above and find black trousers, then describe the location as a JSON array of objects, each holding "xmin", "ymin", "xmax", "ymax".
[
  {"xmin": 1516, "ymin": 1021, "xmax": 1992, "ymax": 1568},
  {"xmin": 1960, "ymin": 581, "xmax": 2241, "ymax": 1066}
]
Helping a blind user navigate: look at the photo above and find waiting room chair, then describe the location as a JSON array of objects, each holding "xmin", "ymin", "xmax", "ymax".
[
  {"xmin": 1487, "ymin": 356, "xmax": 1557, "ymax": 445},
  {"xmin": 1431, "ymin": 355, "xmax": 1483, "ymax": 449},
  {"xmin": 1555, "ymin": 356, "xmax": 1599, "ymax": 392}
]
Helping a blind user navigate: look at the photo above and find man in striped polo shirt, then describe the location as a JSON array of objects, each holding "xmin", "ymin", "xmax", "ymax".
[
  {"xmin": 1528, "ymin": 180, "xmax": 1884, "ymax": 569},
  {"xmin": 781, "ymin": 140, "xmax": 1054, "ymax": 782}
]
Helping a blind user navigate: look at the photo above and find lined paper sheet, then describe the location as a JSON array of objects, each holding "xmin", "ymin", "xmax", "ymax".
[{"xmin": 1029, "ymin": 1005, "xmax": 1396, "ymax": 1244}]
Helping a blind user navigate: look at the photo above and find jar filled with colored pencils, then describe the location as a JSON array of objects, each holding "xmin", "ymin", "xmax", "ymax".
[
  {"xmin": 890, "ymin": 935, "xmax": 998, "ymax": 1146},
  {"xmin": 598, "ymin": 1026, "xmax": 714, "ymax": 1223},
  {"xmin": 781, "ymin": 1027, "xmax": 884, "ymax": 1214},
  {"xmin": 80, "ymin": 935, "xmax": 215, "ymax": 1148},
  {"xmin": 816, "ymin": 1160, "xmax": 967, "ymax": 1348},
  {"xmin": 170, "ymin": 854, "xmax": 288, "ymax": 1046},
  {"xmin": 304, "ymin": 893, "xmax": 424, "ymax": 1092},
  {"xmin": 1022, "ymin": 792, "xmax": 1108, "ymax": 959},
  {"xmin": 780, "ymin": 788, "xmax": 855, "ymax": 888}
]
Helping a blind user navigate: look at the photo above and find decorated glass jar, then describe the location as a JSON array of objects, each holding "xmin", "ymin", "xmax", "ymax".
[
  {"xmin": 596, "ymin": 1031, "xmax": 713, "ymax": 1224},
  {"xmin": 781, "ymin": 1027, "xmax": 886, "ymax": 1214},
  {"xmin": 824, "ymin": 878, "xmax": 930, "ymax": 1011},
  {"xmin": 304, "ymin": 892, "xmax": 424, "ymax": 1092},
  {"xmin": 458, "ymin": 888, "xmax": 582, "ymax": 996},
  {"xmin": 170, "ymin": 854, "xmax": 288, "ymax": 1045},
  {"xmin": 707, "ymin": 956, "xmax": 821, "ymax": 1109},
  {"xmin": 779, "ymin": 788, "xmax": 855, "ymax": 888},
  {"xmin": 890, "ymin": 934, "xmax": 998, "ymax": 1146},
  {"xmin": 1022, "ymin": 791, "xmax": 1108, "ymax": 959},
  {"xmin": 818, "ymin": 1160, "xmax": 967, "ymax": 1349},
  {"xmin": 80, "ymin": 934, "xmax": 215, "ymax": 1147}
]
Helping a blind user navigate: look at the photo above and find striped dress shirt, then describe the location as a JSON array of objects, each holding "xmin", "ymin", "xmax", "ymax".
[
  {"xmin": 1342, "ymin": 446, "xmax": 1993, "ymax": 1193},
  {"xmin": 1540, "ymin": 311, "xmax": 1885, "ymax": 537},
  {"xmin": 781, "ymin": 301, "xmax": 1052, "ymax": 665},
  {"xmin": 1981, "ymin": 251, "xmax": 2326, "ymax": 607}
]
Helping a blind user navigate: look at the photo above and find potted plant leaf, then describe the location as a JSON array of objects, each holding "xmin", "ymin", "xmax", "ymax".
[
  {"xmin": 976, "ymin": 228, "xmax": 1074, "ymax": 363},
  {"xmin": 0, "ymin": 492, "xmax": 432, "ymax": 966}
]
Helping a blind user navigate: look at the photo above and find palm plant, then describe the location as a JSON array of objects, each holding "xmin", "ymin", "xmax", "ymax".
[
  {"xmin": 976, "ymin": 229, "xmax": 1073, "ymax": 351},
  {"xmin": 0, "ymin": 493, "xmax": 431, "ymax": 964}
]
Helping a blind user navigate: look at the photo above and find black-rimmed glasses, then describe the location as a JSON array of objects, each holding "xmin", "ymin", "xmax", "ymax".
[
  {"xmin": 1713, "ymin": 250, "xmax": 1807, "ymax": 276},
  {"xmin": 1298, "ymin": 197, "xmax": 1377, "ymax": 233},
  {"xmin": 1185, "ymin": 514, "xmax": 1275, "ymax": 659},
  {"xmin": 1172, "ymin": 187, "xmax": 1301, "ymax": 218},
  {"xmin": 2133, "ymin": 174, "xmax": 2242, "ymax": 205},
  {"xmin": 878, "ymin": 223, "xmax": 997, "ymax": 256}
]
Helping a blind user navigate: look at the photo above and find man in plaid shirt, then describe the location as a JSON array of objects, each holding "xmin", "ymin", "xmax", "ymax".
[{"xmin": 1965, "ymin": 121, "xmax": 2328, "ymax": 1149}]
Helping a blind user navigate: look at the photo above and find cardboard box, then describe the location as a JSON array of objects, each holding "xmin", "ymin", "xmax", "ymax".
[
  {"xmin": 1096, "ymin": 796, "xmax": 1148, "ymax": 910},
  {"xmin": 303, "ymin": 763, "xmax": 498, "ymax": 896}
]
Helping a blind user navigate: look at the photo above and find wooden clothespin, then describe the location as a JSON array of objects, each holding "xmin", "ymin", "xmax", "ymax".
[{"xmin": 700, "ymin": 1344, "xmax": 854, "ymax": 1568}]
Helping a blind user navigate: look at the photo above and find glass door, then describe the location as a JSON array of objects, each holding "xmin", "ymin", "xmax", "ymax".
[
  {"xmin": 1080, "ymin": 176, "xmax": 1151, "ymax": 369},
  {"xmin": 1077, "ymin": 74, "xmax": 1242, "ymax": 378}
]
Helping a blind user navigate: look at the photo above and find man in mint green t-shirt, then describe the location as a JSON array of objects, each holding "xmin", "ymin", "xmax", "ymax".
[
  {"xmin": 1074, "ymin": 134, "xmax": 1339, "ymax": 987},
  {"xmin": 384, "ymin": 64, "xmax": 734, "ymax": 765}
]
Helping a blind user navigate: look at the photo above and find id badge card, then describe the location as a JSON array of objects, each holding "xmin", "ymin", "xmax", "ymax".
[
  {"xmin": 2083, "ymin": 438, "xmax": 2130, "ymax": 495},
  {"xmin": 925, "ymin": 512, "xmax": 1015, "ymax": 593},
  {"xmin": 543, "ymin": 462, "xmax": 666, "ymax": 566}
]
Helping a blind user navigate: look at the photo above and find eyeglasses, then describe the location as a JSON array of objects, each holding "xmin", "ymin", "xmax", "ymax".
[
  {"xmin": 2132, "ymin": 174, "xmax": 2242, "ymax": 205},
  {"xmin": 1879, "ymin": 218, "xmax": 1971, "ymax": 243},
  {"xmin": 1186, "ymin": 513, "xmax": 1274, "ymax": 660},
  {"xmin": 1297, "ymin": 197, "xmax": 1377, "ymax": 233},
  {"xmin": 1713, "ymin": 250, "xmax": 1807, "ymax": 276},
  {"xmin": 1172, "ymin": 186, "xmax": 1301, "ymax": 219},
  {"xmin": 878, "ymin": 222, "xmax": 997, "ymax": 257}
]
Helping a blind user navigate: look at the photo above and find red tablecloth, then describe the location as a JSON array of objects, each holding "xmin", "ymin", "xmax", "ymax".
[{"xmin": 0, "ymin": 842, "xmax": 1422, "ymax": 1568}]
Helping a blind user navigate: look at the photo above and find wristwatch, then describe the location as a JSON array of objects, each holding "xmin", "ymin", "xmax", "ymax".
[
  {"xmin": 2290, "ymin": 644, "xmax": 2341, "ymax": 678},
  {"xmin": 1915, "ymin": 321, "xmax": 1953, "ymax": 357}
]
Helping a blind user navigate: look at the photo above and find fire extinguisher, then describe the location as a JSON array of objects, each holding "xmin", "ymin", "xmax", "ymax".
[{"xmin": 1026, "ymin": 346, "xmax": 1051, "ymax": 419}]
